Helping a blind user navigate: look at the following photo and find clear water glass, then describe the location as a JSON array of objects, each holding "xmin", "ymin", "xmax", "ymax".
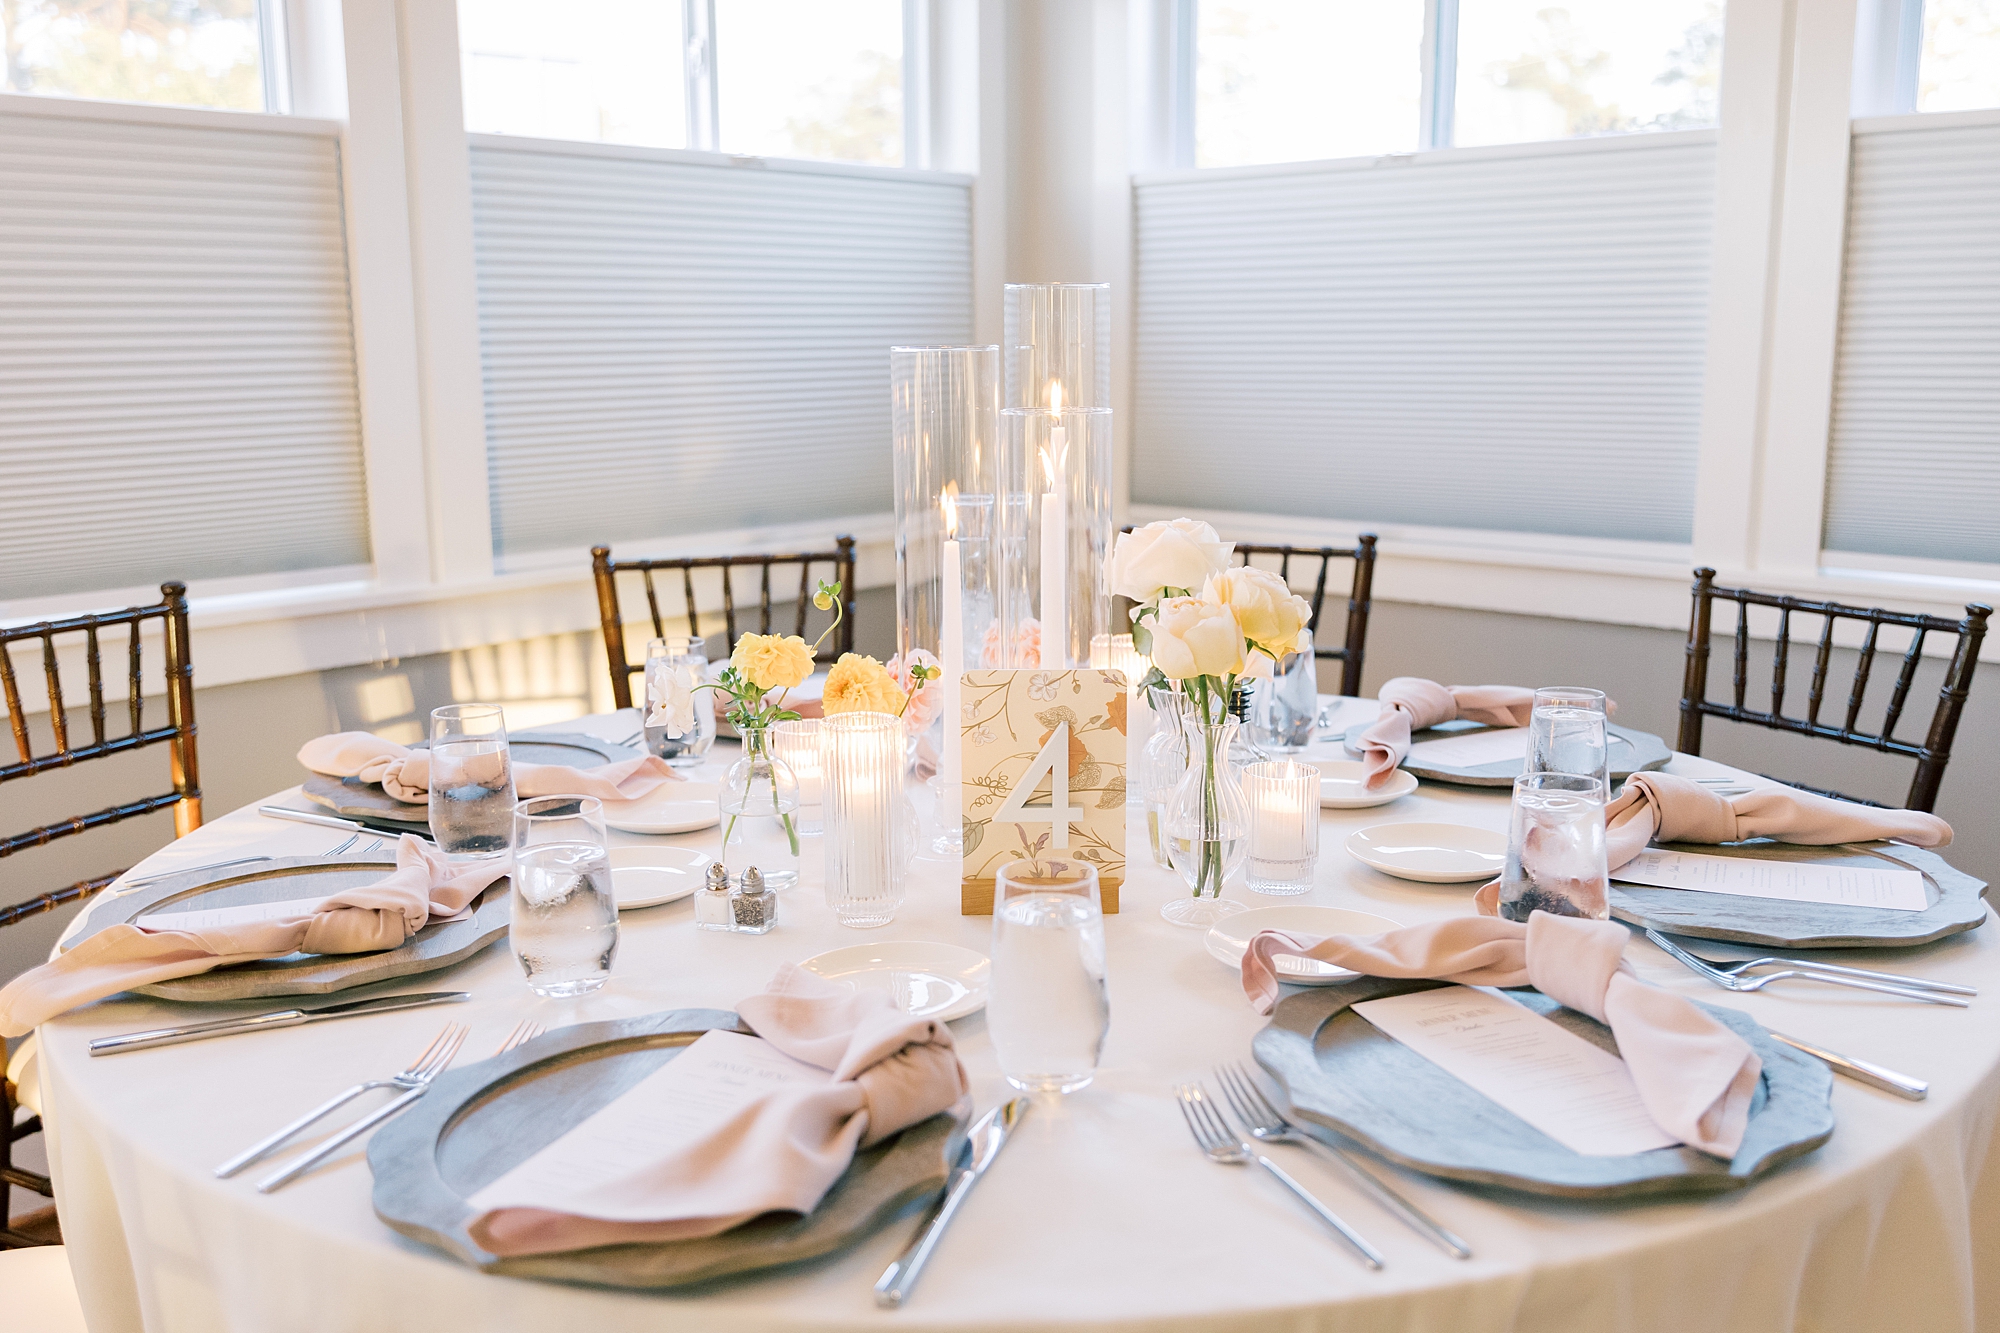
[
  {"xmin": 1247, "ymin": 647, "xmax": 1318, "ymax": 752},
  {"xmin": 511, "ymin": 795, "xmax": 617, "ymax": 997},
  {"xmin": 1527, "ymin": 686, "xmax": 1609, "ymax": 795},
  {"xmin": 428, "ymin": 703, "xmax": 515, "ymax": 860},
  {"xmin": 1500, "ymin": 773, "xmax": 1610, "ymax": 922},
  {"xmin": 989, "ymin": 858, "xmax": 1109, "ymax": 1095},
  {"xmin": 770, "ymin": 717, "xmax": 823, "ymax": 836},
  {"xmin": 644, "ymin": 636, "xmax": 717, "ymax": 768},
  {"xmin": 1243, "ymin": 760, "xmax": 1320, "ymax": 895}
]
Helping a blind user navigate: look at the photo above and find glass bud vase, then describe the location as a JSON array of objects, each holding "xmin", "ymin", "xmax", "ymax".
[
  {"xmin": 719, "ymin": 724, "xmax": 801, "ymax": 891},
  {"xmin": 1162, "ymin": 715, "xmax": 1251, "ymax": 928},
  {"xmin": 1139, "ymin": 685, "xmax": 1192, "ymax": 869}
]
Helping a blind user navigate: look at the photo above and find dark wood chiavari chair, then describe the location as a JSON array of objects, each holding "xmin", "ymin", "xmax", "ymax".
[
  {"xmin": 1678, "ymin": 567, "xmax": 1990, "ymax": 813},
  {"xmin": 1, "ymin": 581, "xmax": 202, "ymax": 1247},
  {"xmin": 1229, "ymin": 537, "xmax": 1378, "ymax": 698},
  {"xmin": 590, "ymin": 538, "xmax": 858, "ymax": 711}
]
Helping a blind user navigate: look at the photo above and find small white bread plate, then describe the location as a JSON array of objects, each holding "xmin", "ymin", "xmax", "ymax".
[
  {"xmin": 1309, "ymin": 760, "xmax": 1418, "ymax": 809},
  {"xmin": 601, "ymin": 781, "xmax": 721, "ymax": 836},
  {"xmin": 609, "ymin": 846, "xmax": 712, "ymax": 910},
  {"xmin": 798, "ymin": 941, "xmax": 992, "ymax": 1022},
  {"xmin": 1345, "ymin": 823, "xmax": 1507, "ymax": 884},
  {"xmin": 1205, "ymin": 905, "xmax": 1403, "ymax": 985}
]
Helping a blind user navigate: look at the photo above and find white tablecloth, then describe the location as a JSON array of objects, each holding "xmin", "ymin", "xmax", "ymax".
[{"xmin": 35, "ymin": 706, "xmax": 2000, "ymax": 1332}]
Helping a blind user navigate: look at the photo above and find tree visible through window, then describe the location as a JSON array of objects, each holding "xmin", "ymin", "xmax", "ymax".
[
  {"xmin": 1, "ymin": 0, "xmax": 265, "ymax": 111},
  {"xmin": 716, "ymin": 0, "xmax": 903, "ymax": 167}
]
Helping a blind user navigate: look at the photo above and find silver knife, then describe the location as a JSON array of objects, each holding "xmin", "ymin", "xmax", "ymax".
[
  {"xmin": 89, "ymin": 991, "xmax": 471, "ymax": 1056},
  {"xmin": 1769, "ymin": 1030, "xmax": 1928, "ymax": 1101},
  {"xmin": 875, "ymin": 1098, "xmax": 1029, "ymax": 1309}
]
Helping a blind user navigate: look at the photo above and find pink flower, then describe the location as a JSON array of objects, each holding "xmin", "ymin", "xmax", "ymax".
[
  {"xmin": 979, "ymin": 616, "xmax": 1042, "ymax": 669},
  {"xmin": 887, "ymin": 649, "xmax": 944, "ymax": 731}
]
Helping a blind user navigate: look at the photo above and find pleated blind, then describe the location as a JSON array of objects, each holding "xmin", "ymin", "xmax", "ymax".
[
  {"xmin": 467, "ymin": 139, "xmax": 973, "ymax": 559},
  {"xmin": 0, "ymin": 107, "xmax": 370, "ymax": 601},
  {"xmin": 1131, "ymin": 134, "xmax": 1717, "ymax": 543},
  {"xmin": 1823, "ymin": 118, "xmax": 2000, "ymax": 565}
]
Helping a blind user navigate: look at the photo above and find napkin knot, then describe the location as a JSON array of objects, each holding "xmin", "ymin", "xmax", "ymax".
[{"xmin": 1355, "ymin": 679, "xmax": 1539, "ymax": 789}]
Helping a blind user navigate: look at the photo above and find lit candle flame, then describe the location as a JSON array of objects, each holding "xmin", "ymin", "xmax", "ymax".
[
  {"xmin": 1047, "ymin": 380, "xmax": 1063, "ymax": 413},
  {"xmin": 941, "ymin": 482, "xmax": 958, "ymax": 538},
  {"xmin": 1040, "ymin": 446, "xmax": 1056, "ymax": 491}
]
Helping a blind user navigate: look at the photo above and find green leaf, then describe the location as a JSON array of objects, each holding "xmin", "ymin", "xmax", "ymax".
[
  {"xmin": 1095, "ymin": 775, "xmax": 1126, "ymax": 809},
  {"xmin": 1034, "ymin": 706, "xmax": 1080, "ymax": 730},
  {"xmin": 1130, "ymin": 620, "xmax": 1154, "ymax": 656},
  {"xmin": 961, "ymin": 818, "xmax": 986, "ymax": 856}
]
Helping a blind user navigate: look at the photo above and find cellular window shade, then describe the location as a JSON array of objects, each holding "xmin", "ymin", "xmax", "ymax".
[
  {"xmin": 1132, "ymin": 135, "xmax": 1717, "ymax": 543},
  {"xmin": 1823, "ymin": 119, "xmax": 2000, "ymax": 565},
  {"xmin": 467, "ymin": 140, "xmax": 973, "ymax": 558},
  {"xmin": 0, "ymin": 108, "xmax": 369, "ymax": 601}
]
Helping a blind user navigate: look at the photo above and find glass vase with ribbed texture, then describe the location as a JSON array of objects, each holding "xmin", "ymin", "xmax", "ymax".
[{"xmin": 823, "ymin": 712, "xmax": 908, "ymax": 928}]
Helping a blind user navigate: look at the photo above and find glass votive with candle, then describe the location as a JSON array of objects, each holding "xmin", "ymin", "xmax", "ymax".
[
  {"xmin": 770, "ymin": 717, "xmax": 824, "ymax": 836},
  {"xmin": 823, "ymin": 712, "xmax": 909, "ymax": 928},
  {"xmin": 1243, "ymin": 760, "xmax": 1321, "ymax": 895}
]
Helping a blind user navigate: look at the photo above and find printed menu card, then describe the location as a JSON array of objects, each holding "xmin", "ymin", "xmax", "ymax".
[
  {"xmin": 1613, "ymin": 849, "xmax": 1927, "ymax": 912},
  {"xmin": 1353, "ymin": 986, "xmax": 1678, "ymax": 1157}
]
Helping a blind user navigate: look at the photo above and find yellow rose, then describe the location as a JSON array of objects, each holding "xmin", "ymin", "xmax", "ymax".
[
  {"xmin": 821, "ymin": 653, "xmax": 908, "ymax": 715},
  {"xmin": 731, "ymin": 633, "xmax": 815, "ymax": 692},
  {"xmin": 1201, "ymin": 566, "xmax": 1312, "ymax": 658},
  {"xmin": 1149, "ymin": 597, "xmax": 1244, "ymax": 680}
]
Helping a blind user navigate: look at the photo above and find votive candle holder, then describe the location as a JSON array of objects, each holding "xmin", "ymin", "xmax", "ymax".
[
  {"xmin": 823, "ymin": 712, "xmax": 907, "ymax": 928},
  {"xmin": 770, "ymin": 718, "xmax": 824, "ymax": 836},
  {"xmin": 1243, "ymin": 760, "xmax": 1320, "ymax": 895}
]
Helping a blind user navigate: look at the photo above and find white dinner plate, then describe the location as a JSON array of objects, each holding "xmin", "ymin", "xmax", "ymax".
[
  {"xmin": 1204, "ymin": 905, "xmax": 1404, "ymax": 985},
  {"xmin": 1308, "ymin": 760, "xmax": 1418, "ymax": 809},
  {"xmin": 1344, "ymin": 822, "xmax": 1507, "ymax": 884},
  {"xmin": 601, "ymin": 781, "xmax": 721, "ymax": 836},
  {"xmin": 797, "ymin": 941, "xmax": 991, "ymax": 1022},
  {"xmin": 608, "ymin": 846, "xmax": 712, "ymax": 910}
]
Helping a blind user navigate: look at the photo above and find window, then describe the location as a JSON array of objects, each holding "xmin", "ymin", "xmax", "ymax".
[
  {"xmin": 1178, "ymin": 0, "xmax": 1722, "ymax": 165},
  {"xmin": 1193, "ymin": 1, "xmax": 1424, "ymax": 168},
  {"xmin": 0, "ymin": 0, "xmax": 277, "ymax": 113},
  {"xmin": 458, "ymin": 0, "xmax": 685, "ymax": 148},
  {"xmin": 458, "ymin": 0, "xmax": 911, "ymax": 167},
  {"xmin": 1918, "ymin": 0, "xmax": 2000, "ymax": 111}
]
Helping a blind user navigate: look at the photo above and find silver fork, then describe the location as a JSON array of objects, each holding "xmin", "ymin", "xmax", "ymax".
[
  {"xmin": 256, "ymin": 1024, "xmax": 468, "ymax": 1192},
  {"xmin": 1645, "ymin": 930, "xmax": 1975, "ymax": 997},
  {"xmin": 494, "ymin": 1019, "xmax": 546, "ymax": 1056},
  {"xmin": 215, "ymin": 1024, "xmax": 467, "ymax": 1179},
  {"xmin": 1174, "ymin": 1082, "xmax": 1384, "ymax": 1270},
  {"xmin": 1214, "ymin": 1063, "xmax": 1471, "ymax": 1260},
  {"xmin": 1647, "ymin": 930, "xmax": 1970, "ymax": 1007}
]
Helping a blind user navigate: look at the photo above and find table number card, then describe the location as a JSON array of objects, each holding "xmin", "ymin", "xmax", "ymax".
[{"xmin": 960, "ymin": 668, "xmax": 1127, "ymax": 914}]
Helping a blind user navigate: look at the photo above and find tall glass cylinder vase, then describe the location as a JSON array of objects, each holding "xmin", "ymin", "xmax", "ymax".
[
  {"xmin": 824, "ymin": 712, "xmax": 909, "ymax": 928},
  {"xmin": 891, "ymin": 345, "xmax": 1000, "ymax": 855},
  {"xmin": 1001, "ymin": 406, "xmax": 1112, "ymax": 670},
  {"xmin": 1163, "ymin": 711, "xmax": 1250, "ymax": 928},
  {"xmin": 1004, "ymin": 282, "xmax": 1111, "ymax": 410}
]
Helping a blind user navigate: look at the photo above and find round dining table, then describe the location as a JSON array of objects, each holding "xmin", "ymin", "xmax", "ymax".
[{"xmin": 32, "ymin": 702, "xmax": 2000, "ymax": 1333}]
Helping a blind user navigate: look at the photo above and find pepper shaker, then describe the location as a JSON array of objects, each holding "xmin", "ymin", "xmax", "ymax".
[
  {"xmin": 731, "ymin": 866, "xmax": 777, "ymax": 934},
  {"xmin": 696, "ymin": 861, "xmax": 735, "ymax": 932}
]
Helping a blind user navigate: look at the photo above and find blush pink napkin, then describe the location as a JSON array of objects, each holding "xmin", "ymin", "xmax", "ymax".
[
  {"xmin": 1471, "ymin": 772, "xmax": 1954, "ymax": 914},
  {"xmin": 1356, "ymin": 678, "xmax": 1538, "ymax": 790},
  {"xmin": 0, "ymin": 837, "xmax": 507, "ymax": 1037},
  {"xmin": 1242, "ymin": 912, "xmax": 1762, "ymax": 1158},
  {"xmin": 296, "ymin": 732, "xmax": 684, "ymax": 805},
  {"xmin": 468, "ymin": 964, "xmax": 969, "ymax": 1256}
]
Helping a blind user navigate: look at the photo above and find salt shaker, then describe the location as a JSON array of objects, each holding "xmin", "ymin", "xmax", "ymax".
[
  {"xmin": 696, "ymin": 861, "xmax": 736, "ymax": 932},
  {"xmin": 731, "ymin": 866, "xmax": 777, "ymax": 934}
]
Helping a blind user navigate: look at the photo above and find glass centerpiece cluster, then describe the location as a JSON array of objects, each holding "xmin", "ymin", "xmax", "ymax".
[{"xmin": 1112, "ymin": 519, "xmax": 1316, "ymax": 927}]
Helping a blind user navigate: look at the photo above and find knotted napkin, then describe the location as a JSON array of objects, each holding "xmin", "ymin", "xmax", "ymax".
[
  {"xmin": 1355, "ymin": 678, "xmax": 1539, "ymax": 789},
  {"xmin": 297, "ymin": 732, "xmax": 684, "ymax": 805},
  {"xmin": 1242, "ymin": 912, "xmax": 1762, "ymax": 1158},
  {"xmin": 0, "ymin": 837, "xmax": 507, "ymax": 1037},
  {"xmin": 468, "ymin": 964, "xmax": 969, "ymax": 1256},
  {"xmin": 1470, "ymin": 772, "xmax": 1955, "ymax": 915}
]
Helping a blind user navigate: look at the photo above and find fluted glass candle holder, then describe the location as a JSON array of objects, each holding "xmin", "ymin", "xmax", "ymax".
[
  {"xmin": 1004, "ymin": 282, "xmax": 1111, "ymax": 410},
  {"xmin": 1243, "ymin": 760, "xmax": 1320, "ymax": 895},
  {"xmin": 1002, "ymin": 406, "xmax": 1112, "ymax": 670},
  {"xmin": 823, "ymin": 712, "xmax": 908, "ymax": 929},
  {"xmin": 770, "ymin": 717, "xmax": 823, "ymax": 837}
]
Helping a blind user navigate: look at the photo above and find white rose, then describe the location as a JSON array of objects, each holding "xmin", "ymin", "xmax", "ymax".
[
  {"xmin": 1110, "ymin": 519, "xmax": 1234, "ymax": 603},
  {"xmin": 645, "ymin": 662, "xmax": 697, "ymax": 738},
  {"xmin": 1149, "ymin": 596, "xmax": 1244, "ymax": 680},
  {"xmin": 1200, "ymin": 566, "xmax": 1313, "ymax": 657}
]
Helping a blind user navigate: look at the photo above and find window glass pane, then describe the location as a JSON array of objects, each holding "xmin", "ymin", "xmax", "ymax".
[
  {"xmin": 458, "ymin": 0, "xmax": 685, "ymax": 148},
  {"xmin": 715, "ymin": 0, "xmax": 903, "ymax": 166},
  {"xmin": 1454, "ymin": 1, "xmax": 1722, "ymax": 148},
  {"xmin": 1195, "ymin": 0, "xmax": 1424, "ymax": 168},
  {"xmin": 1, "ymin": 0, "xmax": 265, "ymax": 111},
  {"xmin": 1919, "ymin": 0, "xmax": 2000, "ymax": 112}
]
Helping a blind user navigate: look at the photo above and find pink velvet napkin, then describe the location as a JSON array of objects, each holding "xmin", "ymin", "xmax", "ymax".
[
  {"xmin": 1242, "ymin": 913, "xmax": 1762, "ymax": 1158},
  {"xmin": 468, "ymin": 964, "xmax": 969, "ymax": 1256},
  {"xmin": 297, "ymin": 732, "xmax": 684, "ymax": 805},
  {"xmin": 1471, "ymin": 772, "xmax": 1955, "ymax": 914},
  {"xmin": 0, "ymin": 837, "xmax": 507, "ymax": 1037},
  {"xmin": 1356, "ymin": 678, "xmax": 1538, "ymax": 790}
]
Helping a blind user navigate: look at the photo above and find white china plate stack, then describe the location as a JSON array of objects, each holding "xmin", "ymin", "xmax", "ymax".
[
  {"xmin": 1307, "ymin": 760, "xmax": 1417, "ymax": 809},
  {"xmin": 601, "ymin": 781, "xmax": 722, "ymax": 836},
  {"xmin": 798, "ymin": 942, "xmax": 992, "ymax": 1022},
  {"xmin": 608, "ymin": 846, "xmax": 713, "ymax": 909},
  {"xmin": 1344, "ymin": 823, "xmax": 1506, "ymax": 883}
]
